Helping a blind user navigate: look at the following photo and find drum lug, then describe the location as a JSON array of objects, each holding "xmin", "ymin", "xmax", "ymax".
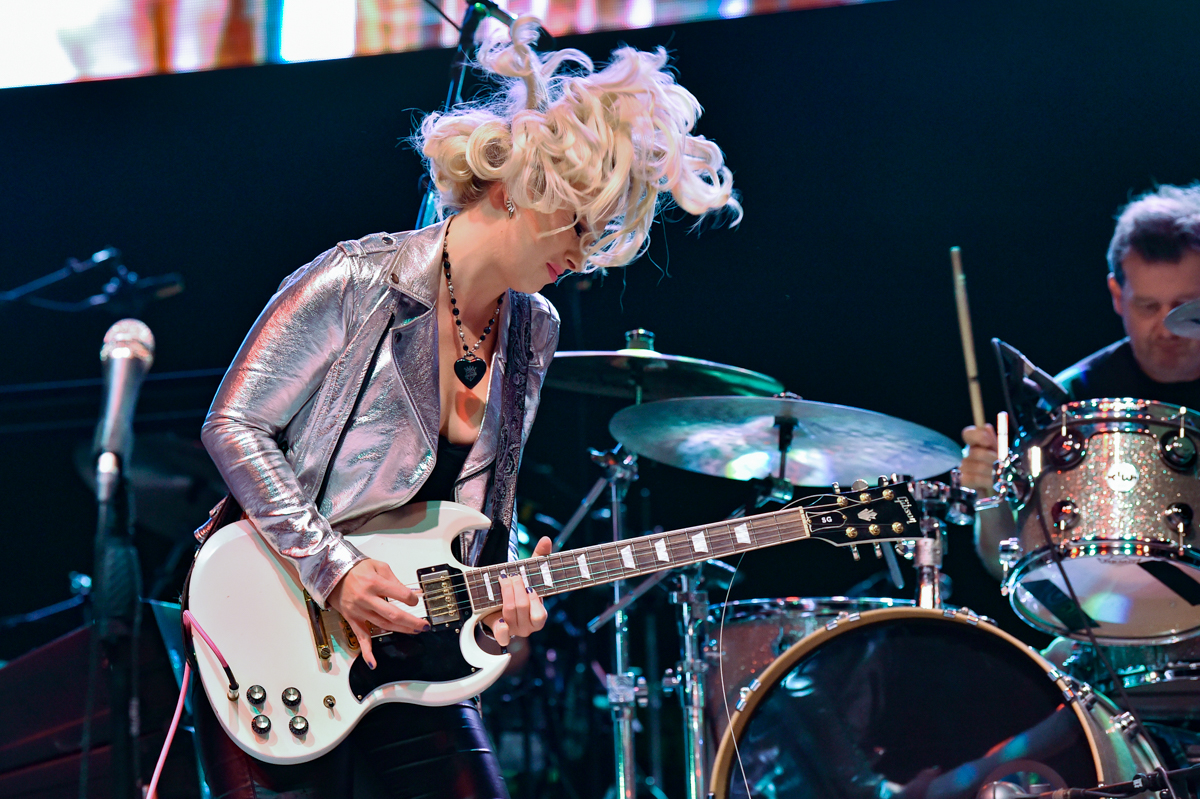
[
  {"xmin": 1109, "ymin": 710, "xmax": 1138, "ymax": 736},
  {"xmin": 1160, "ymin": 430, "xmax": 1198, "ymax": 471},
  {"xmin": 998, "ymin": 538, "xmax": 1023, "ymax": 595},
  {"xmin": 1051, "ymin": 499, "xmax": 1081, "ymax": 531},
  {"xmin": 1047, "ymin": 429, "xmax": 1086, "ymax": 469}
]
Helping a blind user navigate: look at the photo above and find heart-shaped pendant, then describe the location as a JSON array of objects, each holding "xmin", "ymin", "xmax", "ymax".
[{"xmin": 454, "ymin": 357, "xmax": 487, "ymax": 389}]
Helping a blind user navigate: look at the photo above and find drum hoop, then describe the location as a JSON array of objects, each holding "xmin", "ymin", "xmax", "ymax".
[
  {"xmin": 1054, "ymin": 399, "xmax": 1199, "ymax": 428},
  {"xmin": 707, "ymin": 606, "xmax": 1103, "ymax": 799},
  {"xmin": 707, "ymin": 596, "xmax": 914, "ymax": 622},
  {"xmin": 1005, "ymin": 545, "xmax": 1200, "ymax": 646}
]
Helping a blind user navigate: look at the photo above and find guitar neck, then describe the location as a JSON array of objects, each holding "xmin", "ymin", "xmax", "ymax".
[{"xmin": 463, "ymin": 506, "xmax": 812, "ymax": 615}]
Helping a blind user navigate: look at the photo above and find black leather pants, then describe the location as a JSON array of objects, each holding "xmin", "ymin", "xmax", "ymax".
[{"xmin": 194, "ymin": 688, "xmax": 510, "ymax": 799}]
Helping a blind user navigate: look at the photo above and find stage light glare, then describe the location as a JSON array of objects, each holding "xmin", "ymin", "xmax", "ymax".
[{"xmin": 280, "ymin": 0, "xmax": 355, "ymax": 63}]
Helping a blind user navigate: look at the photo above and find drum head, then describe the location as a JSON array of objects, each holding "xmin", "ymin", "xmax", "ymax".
[
  {"xmin": 1011, "ymin": 546, "xmax": 1200, "ymax": 644},
  {"xmin": 710, "ymin": 609, "xmax": 1151, "ymax": 799}
]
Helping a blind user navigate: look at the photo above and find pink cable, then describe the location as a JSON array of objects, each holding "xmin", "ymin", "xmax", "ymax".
[
  {"xmin": 145, "ymin": 662, "xmax": 190, "ymax": 799},
  {"xmin": 183, "ymin": 609, "xmax": 230, "ymax": 670}
]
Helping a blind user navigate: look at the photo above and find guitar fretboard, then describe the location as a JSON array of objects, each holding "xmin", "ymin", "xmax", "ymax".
[{"xmin": 463, "ymin": 505, "xmax": 812, "ymax": 614}]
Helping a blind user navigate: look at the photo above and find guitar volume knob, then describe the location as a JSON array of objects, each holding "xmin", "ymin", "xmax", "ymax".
[
  {"xmin": 246, "ymin": 685, "xmax": 266, "ymax": 705},
  {"xmin": 282, "ymin": 687, "xmax": 301, "ymax": 707},
  {"xmin": 289, "ymin": 715, "xmax": 309, "ymax": 736},
  {"xmin": 251, "ymin": 714, "xmax": 271, "ymax": 735}
]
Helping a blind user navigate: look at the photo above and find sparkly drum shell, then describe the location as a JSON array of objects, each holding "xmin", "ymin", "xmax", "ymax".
[
  {"xmin": 705, "ymin": 597, "xmax": 914, "ymax": 740},
  {"xmin": 1004, "ymin": 399, "xmax": 1200, "ymax": 644}
]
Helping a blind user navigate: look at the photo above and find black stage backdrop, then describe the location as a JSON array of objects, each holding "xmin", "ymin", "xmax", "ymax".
[{"xmin": 1, "ymin": 0, "xmax": 1199, "ymax": 783}]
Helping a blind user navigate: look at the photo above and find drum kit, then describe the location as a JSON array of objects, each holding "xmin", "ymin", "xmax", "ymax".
[{"xmin": 527, "ymin": 327, "xmax": 1200, "ymax": 799}]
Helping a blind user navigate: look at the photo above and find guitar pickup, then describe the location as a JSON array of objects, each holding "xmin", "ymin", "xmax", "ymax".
[{"xmin": 418, "ymin": 569, "xmax": 461, "ymax": 627}]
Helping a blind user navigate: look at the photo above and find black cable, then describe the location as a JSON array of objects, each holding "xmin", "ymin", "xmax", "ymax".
[{"xmin": 421, "ymin": 0, "xmax": 462, "ymax": 30}]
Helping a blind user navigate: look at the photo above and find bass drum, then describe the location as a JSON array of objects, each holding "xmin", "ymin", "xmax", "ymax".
[
  {"xmin": 710, "ymin": 608, "xmax": 1159, "ymax": 799},
  {"xmin": 706, "ymin": 597, "xmax": 915, "ymax": 739}
]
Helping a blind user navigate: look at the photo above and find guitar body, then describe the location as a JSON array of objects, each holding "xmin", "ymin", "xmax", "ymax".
[{"xmin": 186, "ymin": 501, "xmax": 510, "ymax": 764}]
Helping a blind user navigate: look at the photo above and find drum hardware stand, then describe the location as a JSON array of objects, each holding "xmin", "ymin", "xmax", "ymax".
[
  {"xmin": 908, "ymin": 471, "xmax": 976, "ymax": 609},
  {"xmin": 661, "ymin": 566, "xmax": 710, "ymax": 799}
]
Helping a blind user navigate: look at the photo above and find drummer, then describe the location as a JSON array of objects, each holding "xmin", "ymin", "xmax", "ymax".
[{"xmin": 965, "ymin": 183, "xmax": 1200, "ymax": 578}]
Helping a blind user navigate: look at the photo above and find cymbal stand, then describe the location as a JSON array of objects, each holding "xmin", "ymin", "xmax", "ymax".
[
  {"xmin": 910, "ymin": 470, "xmax": 975, "ymax": 609},
  {"xmin": 600, "ymin": 446, "xmax": 643, "ymax": 799},
  {"xmin": 662, "ymin": 568, "xmax": 709, "ymax": 799},
  {"xmin": 565, "ymin": 445, "xmax": 644, "ymax": 799}
]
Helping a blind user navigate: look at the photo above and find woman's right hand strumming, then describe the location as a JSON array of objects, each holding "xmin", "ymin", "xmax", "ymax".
[{"xmin": 328, "ymin": 559, "xmax": 429, "ymax": 669}]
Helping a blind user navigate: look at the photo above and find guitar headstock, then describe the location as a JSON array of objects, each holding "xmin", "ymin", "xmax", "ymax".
[{"xmin": 802, "ymin": 480, "xmax": 920, "ymax": 547}]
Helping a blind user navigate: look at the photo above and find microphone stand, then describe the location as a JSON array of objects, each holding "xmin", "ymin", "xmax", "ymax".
[
  {"xmin": 86, "ymin": 455, "xmax": 143, "ymax": 799},
  {"xmin": 416, "ymin": 0, "xmax": 515, "ymax": 229}
]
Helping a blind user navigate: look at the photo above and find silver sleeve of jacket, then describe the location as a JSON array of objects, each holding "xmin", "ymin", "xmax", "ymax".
[{"xmin": 201, "ymin": 247, "xmax": 367, "ymax": 607}]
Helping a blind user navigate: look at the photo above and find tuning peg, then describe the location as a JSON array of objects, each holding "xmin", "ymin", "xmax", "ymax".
[
  {"xmin": 873, "ymin": 543, "xmax": 883, "ymax": 559},
  {"xmin": 851, "ymin": 479, "xmax": 869, "ymax": 491},
  {"xmin": 832, "ymin": 482, "xmax": 841, "ymax": 494},
  {"xmin": 849, "ymin": 544, "xmax": 860, "ymax": 561},
  {"xmin": 877, "ymin": 475, "xmax": 890, "ymax": 487}
]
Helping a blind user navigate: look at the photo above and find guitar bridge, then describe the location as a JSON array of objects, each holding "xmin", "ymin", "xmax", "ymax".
[{"xmin": 418, "ymin": 569, "xmax": 461, "ymax": 627}]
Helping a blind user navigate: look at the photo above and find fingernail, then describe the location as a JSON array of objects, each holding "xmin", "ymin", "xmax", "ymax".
[
  {"xmin": 369, "ymin": 661, "xmax": 376, "ymax": 670},
  {"xmin": 500, "ymin": 570, "xmax": 508, "ymax": 578},
  {"xmin": 526, "ymin": 586, "xmax": 533, "ymax": 594},
  {"xmin": 423, "ymin": 623, "xmax": 432, "ymax": 632},
  {"xmin": 498, "ymin": 617, "xmax": 505, "ymax": 625}
]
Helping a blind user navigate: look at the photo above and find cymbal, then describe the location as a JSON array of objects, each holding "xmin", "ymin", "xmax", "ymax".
[
  {"xmin": 1166, "ymin": 299, "xmax": 1200, "ymax": 339},
  {"xmin": 545, "ymin": 349, "xmax": 784, "ymax": 401},
  {"xmin": 609, "ymin": 396, "xmax": 962, "ymax": 486}
]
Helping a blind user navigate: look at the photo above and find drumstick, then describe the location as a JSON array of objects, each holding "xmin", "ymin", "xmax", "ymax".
[
  {"xmin": 951, "ymin": 247, "xmax": 987, "ymax": 430},
  {"xmin": 996, "ymin": 411, "xmax": 1008, "ymax": 460}
]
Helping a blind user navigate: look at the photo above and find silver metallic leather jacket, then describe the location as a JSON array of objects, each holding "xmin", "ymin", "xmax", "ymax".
[{"xmin": 198, "ymin": 221, "xmax": 560, "ymax": 606}]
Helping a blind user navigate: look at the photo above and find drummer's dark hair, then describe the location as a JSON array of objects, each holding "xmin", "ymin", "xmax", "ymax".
[{"xmin": 1109, "ymin": 183, "xmax": 1200, "ymax": 285}]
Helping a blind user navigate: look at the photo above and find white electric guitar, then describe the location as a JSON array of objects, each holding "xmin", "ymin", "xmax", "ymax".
[{"xmin": 186, "ymin": 481, "xmax": 920, "ymax": 764}]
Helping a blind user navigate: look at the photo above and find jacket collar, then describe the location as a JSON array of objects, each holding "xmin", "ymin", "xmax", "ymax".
[
  {"xmin": 384, "ymin": 216, "xmax": 512, "ymax": 483},
  {"xmin": 387, "ymin": 219, "xmax": 448, "ymax": 315}
]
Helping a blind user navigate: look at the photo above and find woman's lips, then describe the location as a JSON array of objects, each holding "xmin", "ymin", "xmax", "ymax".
[{"xmin": 547, "ymin": 263, "xmax": 563, "ymax": 280}]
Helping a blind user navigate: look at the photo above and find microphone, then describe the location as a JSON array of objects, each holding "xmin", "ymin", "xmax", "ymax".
[{"xmin": 94, "ymin": 319, "xmax": 155, "ymax": 501}]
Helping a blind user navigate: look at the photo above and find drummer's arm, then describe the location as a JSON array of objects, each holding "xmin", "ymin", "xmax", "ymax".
[{"xmin": 961, "ymin": 424, "xmax": 1015, "ymax": 582}]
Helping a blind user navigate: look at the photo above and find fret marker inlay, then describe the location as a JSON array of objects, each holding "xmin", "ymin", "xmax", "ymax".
[
  {"xmin": 734, "ymin": 523, "xmax": 751, "ymax": 545},
  {"xmin": 540, "ymin": 561, "xmax": 553, "ymax": 588},
  {"xmin": 620, "ymin": 545, "xmax": 635, "ymax": 569},
  {"xmin": 691, "ymin": 532, "xmax": 708, "ymax": 553},
  {"xmin": 484, "ymin": 573, "xmax": 495, "ymax": 601},
  {"xmin": 577, "ymin": 554, "xmax": 590, "ymax": 580},
  {"xmin": 519, "ymin": 565, "xmax": 530, "ymax": 588},
  {"xmin": 655, "ymin": 539, "xmax": 670, "ymax": 562}
]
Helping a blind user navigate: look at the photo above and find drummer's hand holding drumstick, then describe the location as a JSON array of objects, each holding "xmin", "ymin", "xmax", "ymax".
[{"xmin": 960, "ymin": 423, "xmax": 998, "ymax": 495}]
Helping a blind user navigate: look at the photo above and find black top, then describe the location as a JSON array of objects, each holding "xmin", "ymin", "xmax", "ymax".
[
  {"xmin": 408, "ymin": 435, "xmax": 473, "ymax": 505},
  {"xmin": 1056, "ymin": 338, "xmax": 1200, "ymax": 408}
]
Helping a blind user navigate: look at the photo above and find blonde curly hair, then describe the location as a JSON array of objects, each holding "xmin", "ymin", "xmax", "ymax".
[{"xmin": 415, "ymin": 16, "xmax": 741, "ymax": 270}]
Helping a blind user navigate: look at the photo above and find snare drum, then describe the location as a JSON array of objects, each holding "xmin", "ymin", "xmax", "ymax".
[
  {"xmin": 1000, "ymin": 399, "xmax": 1200, "ymax": 644},
  {"xmin": 710, "ymin": 607, "xmax": 1160, "ymax": 799}
]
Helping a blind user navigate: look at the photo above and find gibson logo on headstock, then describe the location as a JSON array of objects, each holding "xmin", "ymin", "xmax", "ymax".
[{"xmin": 897, "ymin": 497, "xmax": 917, "ymax": 524}]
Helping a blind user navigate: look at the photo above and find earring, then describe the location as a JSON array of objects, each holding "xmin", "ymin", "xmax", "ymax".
[{"xmin": 505, "ymin": 197, "xmax": 516, "ymax": 218}]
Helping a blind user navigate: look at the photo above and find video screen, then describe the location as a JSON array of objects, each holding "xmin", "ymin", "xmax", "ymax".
[{"xmin": 0, "ymin": 0, "xmax": 881, "ymax": 89}]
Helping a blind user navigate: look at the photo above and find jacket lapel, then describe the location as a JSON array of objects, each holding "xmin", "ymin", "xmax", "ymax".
[
  {"xmin": 387, "ymin": 222, "xmax": 446, "ymax": 452},
  {"xmin": 459, "ymin": 293, "xmax": 513, "ymax": 482}
]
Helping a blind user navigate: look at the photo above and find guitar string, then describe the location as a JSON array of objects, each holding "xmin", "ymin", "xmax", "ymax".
[
  {"xmin": 371, "ymin": 514, "xmax": 806, "ymax": 620},
  {"xmin": 379, "ymin": 500, "xmax": 897, "ymax": 609},
  {"xmin": 441, "ymin": 515, "xmax": 800, "ymax": 608},
  {"xmin": 392, "ymin": 507, "xmax": 904, "ymax": 618},
  {"xmin": 356, "ymin": 497, "xmax": 903, "ymax": 631}
]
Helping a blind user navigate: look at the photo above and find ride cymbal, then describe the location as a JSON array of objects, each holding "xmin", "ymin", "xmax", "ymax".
[{"xmin": 609, "ymin": 396, "xmax": 961, "ymax": 486}]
